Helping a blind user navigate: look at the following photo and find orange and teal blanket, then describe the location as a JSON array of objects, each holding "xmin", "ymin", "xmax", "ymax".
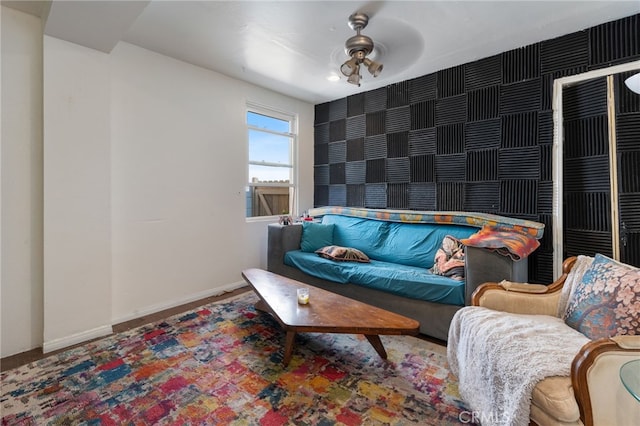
[{"xmin": 460, "ymin": 225, "xmax": 540, "ymax": 260}]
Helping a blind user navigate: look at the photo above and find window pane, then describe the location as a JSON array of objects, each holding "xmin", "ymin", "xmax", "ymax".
[
  {"xmin": 249, "ymin": 164, "xmax": 291, "ymax": 183},
  {"xmin": 246, "ymin": 186, "xmax": 290, "ymax": 217},
  {"xmin": 247, "ymin": 111, "xmax": 289, "ymax": 133},
  {"xmin": 248, "ymin": 130, "xmax": 291, "ymax": 164}
]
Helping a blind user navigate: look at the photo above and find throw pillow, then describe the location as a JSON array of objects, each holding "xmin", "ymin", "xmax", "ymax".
[
  {"xmin": 564, "ymin": 253, "xmax": 640, "ymax": 339},
  {"xmin": 430, "ymin": 235, "xmax": 466, "ymax": 281},
  {"xmin": 300, "ymin": 222, "xmax": 334, "ymax": 253},
  {"xmin": 315, "ymin": 245, "xmax": 370, "ymax": 263}
]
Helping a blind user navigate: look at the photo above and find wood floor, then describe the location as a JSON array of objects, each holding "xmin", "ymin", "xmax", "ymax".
[
  {"xmin": 0, "ymin": 286, "xmax": 253, "ymax": 372},
  {"xmin": 1, "ymin": 286, "xmax": 445, "ymax": 372}
]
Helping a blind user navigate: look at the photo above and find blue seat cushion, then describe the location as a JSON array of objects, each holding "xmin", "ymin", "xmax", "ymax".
[{"xmin": 284, "ymin": 250, "xmax": 465, "ymax": 305}]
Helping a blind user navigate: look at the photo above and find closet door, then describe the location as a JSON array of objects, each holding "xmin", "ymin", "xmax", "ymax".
[
  {"xmin": 562, "ymin": 78, "xmax": 612, "ymax": 259},
  {"xmin": 615, "ymin": 71, "xmax": 640, "ymax": 268}
]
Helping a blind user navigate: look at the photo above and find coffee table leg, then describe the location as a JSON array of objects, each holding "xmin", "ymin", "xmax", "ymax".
[
  {"xmin": 365, "ymin": 335, "xmax": 387, "ymax": 359},
  {"xmin": 283, "ymin": 331, "xmax": 296, "ymax": 366},
  {"xmin": 254, "ymin": 299, "xmax": 269, "ymax": 312}
]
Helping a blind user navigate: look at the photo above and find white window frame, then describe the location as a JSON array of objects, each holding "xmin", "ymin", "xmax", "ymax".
[{"xmin": 246, "ymin": 102, "xmax": 298, "ymax": 221}]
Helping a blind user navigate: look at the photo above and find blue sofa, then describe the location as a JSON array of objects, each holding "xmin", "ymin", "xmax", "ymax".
[{"xmin": 268, "ymin": 207, "xmax": 544, "ymax": 340}]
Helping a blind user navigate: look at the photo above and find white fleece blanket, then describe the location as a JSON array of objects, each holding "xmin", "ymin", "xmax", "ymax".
[{"xmin": 447, "ymin": 307, "xmax": 590, "ymax": 426}]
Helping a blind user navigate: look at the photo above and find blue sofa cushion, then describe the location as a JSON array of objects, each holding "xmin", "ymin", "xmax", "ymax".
[
  {"xmin": 321, "ymin": 214, "xmax": 476, "ymax": 269},
  {"xmin": 284, "ymin": 250, "xmax": 465, "ymax": 305},
  {"xmin": 300, "ymin": 222, "xmax": 334, "ymax": 252}
]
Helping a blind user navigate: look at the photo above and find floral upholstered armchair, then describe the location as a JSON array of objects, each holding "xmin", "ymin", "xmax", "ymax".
[{"xmin": 447, "ymin": 255, "xmax": 640, "ymax": 426}]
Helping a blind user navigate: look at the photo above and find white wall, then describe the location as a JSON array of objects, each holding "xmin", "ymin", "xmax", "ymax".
[
  {"xmin": 0, "ymin": 8, "xmax": 314, "ymax": 357},
  {"xmin": 0, "ymin": 7, "xmax": 44, "ymax": 358},
  {"xmin": 110, "ymin": 42, "xmax": 314, "ymax": 322},
  {"xmin": 43, "ymin": 35, "xmax": 113, "ymax": 352}
]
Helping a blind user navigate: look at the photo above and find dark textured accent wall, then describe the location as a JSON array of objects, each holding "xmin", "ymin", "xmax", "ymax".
[{"xmin": 314, "ymin": 14, "xmax": 640, "ymax": 282}]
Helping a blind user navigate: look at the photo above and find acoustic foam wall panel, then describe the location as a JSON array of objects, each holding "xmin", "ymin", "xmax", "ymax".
[
  {"xmin": 465, "ymin": 54, "xmax": 502, "ymax": 91},
  {"xmin": 328, "ymin": 141, "xmax": 346, "ymax": 164},
  {"xmin": 410, "ymin": 100, "xmax": 436, "ymax": 129},
  {"xmin": 346, "ymin": 115, "xmax": 366, "ymax": 139},
  {"xmin": 329, "ymin": 119, "xmax": 346, "ymax": 142},
  {"xmin": 314, "ymin": 144, "xmax": 328, "ymax": 165},
  {"xmin": 386, "ymin": 106, "xmax": 411, "ymax": 133},
  {"xmin": 498, "ymin": 147, "xmax": 540, "ymax": 180},
  {"xmin": 619, "ymin": 193, "xmax": 640, "ymax": 229},
  {"xmin": 565, "ymin": 230, "xmax": 613, "ymax": 258},
  {"xmin": 466, "ymin": 149, "xmax": 498, "ymax": 181},
  {"xmin": 499, "ymin": 78, "xmax": 542, "ymax": 115},
  {"xmin": 329, "ymin": 98, "xmax": 347, "ymax": 121},
  {"xmin": 465, "ymin": 119, "xmax": 501, "ymax": 150},
  {"xmin": 436, "ymin": 94, "xmax": 467, "ymax": 125},
  {"xmin": 590, "ymin": 14, "xmax": 639, "ymax": 66},
  {"xmin": 365, "ymin": 183, "xmax": 387, "ymax": 208},
  {"xmin": 314, "ymin": 123, "xmax": 329, "ymax": 145},
  {"xmin": 438, "ymin": 65, "xmax": 466, "ymax": 98},
  {"xmin": 437, "ymin": 182, "xmax": 465, "ymax": 210},
  {"xmin": 540, "ymin": 31, "xmax": 589, "ymax": 74},
  {"xmin": 329, "ymin": 184, "xmax": 346, "ymax": 206},
  {"xmin": 435, "ymin": 154, "xmax": 465, "ymax": 182},
  {"xmin": 465, "ymin": 182, "xmax": 500, "ymax": 212},
  {"xmin": 437, "ymin": 124, "xmax": 465, "ymax": 154},
  {"xmin": 616, "ymin": 113, "xmax": 640, "ymax": 150},
  {"xmin": 364, "ymin": 87, "xmax": 387, "ymax": 113},
  {"xmin": 366, "ymin": 111, "xmax": 386, "ymax": 136},
  {"xmin": 409, "ymin": 128, "xmax": 437, "ymax": 155},
  {"xmin": 410, "ymin": 155, "xmax": 435, "ymax": 182},
  {"xmin": 329, "ymin": 163, "xmax": 345, "ymax": 184},
  {"xmin": 467, "ymin": 86, "xmax": 500, "ymax": 122},
  {"xmin": 387, "ymin": 81, "xmax": 410, "ymax": 108},
  {"xmin": 346, "ymin": 138, "xmax": 365, "ymax": 162},
  {"xmin": 409, "ymin": 73, "xmax": 437, "ymax": 103},
  {"xmin": 347, "ymin": 93, "xmax": 364, "ymax": 117},
  {"xmin": 314, "ymin": 185, "xmax": 328, "ymax": 206},
  {"xmin": 501, "ymin": 112, "xmax": 538, "ymax": 148},
  {"xmin": 502, "ymin": 44, "xmax": 540, "ymax": 84},
  {"xmin": 365, "ymin": 159, "xmax": 386, "ymax": 183},
  {"xmin": 345, "ymin": 161, "xmax": 366, "ymax": 185},
  {"xmin": 562, "ymin": 78, "xmax": 607, "ymax": 120},
  {"xmin": 500, "ymin": 180, "xmax": 537, "ymax": 214},
  {"xmin": 387, "ymin": 132, "xmax": 409, "ymax": 158},
  {"xmin": 618, "ymin": 151, "xmax": 640, "ymax": 193},
  {"xmin": 409, "ymin": 183, "xmax": 436, "ymax": 210},
  {"xmin": 386, "ymin": 158, "xmax": 410, "ymax": 183},
  {"xmin": 388, "ymin": 183, "xmax": 410, "ymax": 209},
  {"xmin": 347, "ymin": 184, "xmax": 365, "ymax": 207},
  {"xmin": 314, "ymin": 164, "xmax": 329, "ymax": 186},
  {"xmin": 364, "ymin": 135, "xmax": 387, "ymax": 159}
]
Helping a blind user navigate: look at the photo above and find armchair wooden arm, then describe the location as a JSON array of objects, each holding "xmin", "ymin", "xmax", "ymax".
[
  {"xmin": 572, "ymin": 336, "xmax": 640, "ymax": 426},
  {"xmin": 471, "ymin": 257, "xmax": 578, "ymax": 316}
]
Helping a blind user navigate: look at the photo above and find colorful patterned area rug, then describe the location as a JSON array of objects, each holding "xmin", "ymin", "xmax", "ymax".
[{"xmin": 1, "ymin": 292, "xmax": 472, "ymax": 425}]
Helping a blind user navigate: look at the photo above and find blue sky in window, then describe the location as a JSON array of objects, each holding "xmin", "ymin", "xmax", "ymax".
[{"xmin": 248, "ymin": 112, "xmax": 291, "ymax": 182}]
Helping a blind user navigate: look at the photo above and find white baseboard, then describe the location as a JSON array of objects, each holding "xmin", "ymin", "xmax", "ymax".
[
  {"xmin": 111, "ymin": 281, "xmax": 249, "ymax": 325},
  {"xmin": 41, "ymin": 281, "xmax": 249, "ymax": 354},
  {"xmin": 43, "ymin": 324, "xmax": 113, "ymax": 354}
]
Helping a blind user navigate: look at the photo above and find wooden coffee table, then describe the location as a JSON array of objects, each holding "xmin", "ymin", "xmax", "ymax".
[{"xmin": 241, "ymin": 268, "xmax": 420, "ymax": 366}]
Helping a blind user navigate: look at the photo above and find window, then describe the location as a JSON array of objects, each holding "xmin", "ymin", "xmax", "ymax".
[{"xmin": 246, "ymin": 104, "xmax": 297, "ymax": 218}]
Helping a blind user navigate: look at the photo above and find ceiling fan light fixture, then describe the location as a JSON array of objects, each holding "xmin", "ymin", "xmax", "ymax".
[
  {"xmin": 347, "ymin": 64, "xmax": 361, "ymax": 86},
  {"xmin": 363, "ymin": 58, "xmax": 383, "ymax": 77},
  {"xmin": 340, "ymin": 57, "xmax": 359, "ymax": 77},
  {"xmin": 339, "ymin": 13, "xmax": 382, "ymax": 85}
]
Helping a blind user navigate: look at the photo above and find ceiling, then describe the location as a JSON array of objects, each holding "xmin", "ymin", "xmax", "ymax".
[{"xmin": 4, "ymin": 1, "xmax": 639, "ymax": 104}]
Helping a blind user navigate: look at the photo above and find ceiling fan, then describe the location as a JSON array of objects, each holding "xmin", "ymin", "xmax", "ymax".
[{"xmin": 339, "ymin": 13, "xmax": 384, "ymax": 87}]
